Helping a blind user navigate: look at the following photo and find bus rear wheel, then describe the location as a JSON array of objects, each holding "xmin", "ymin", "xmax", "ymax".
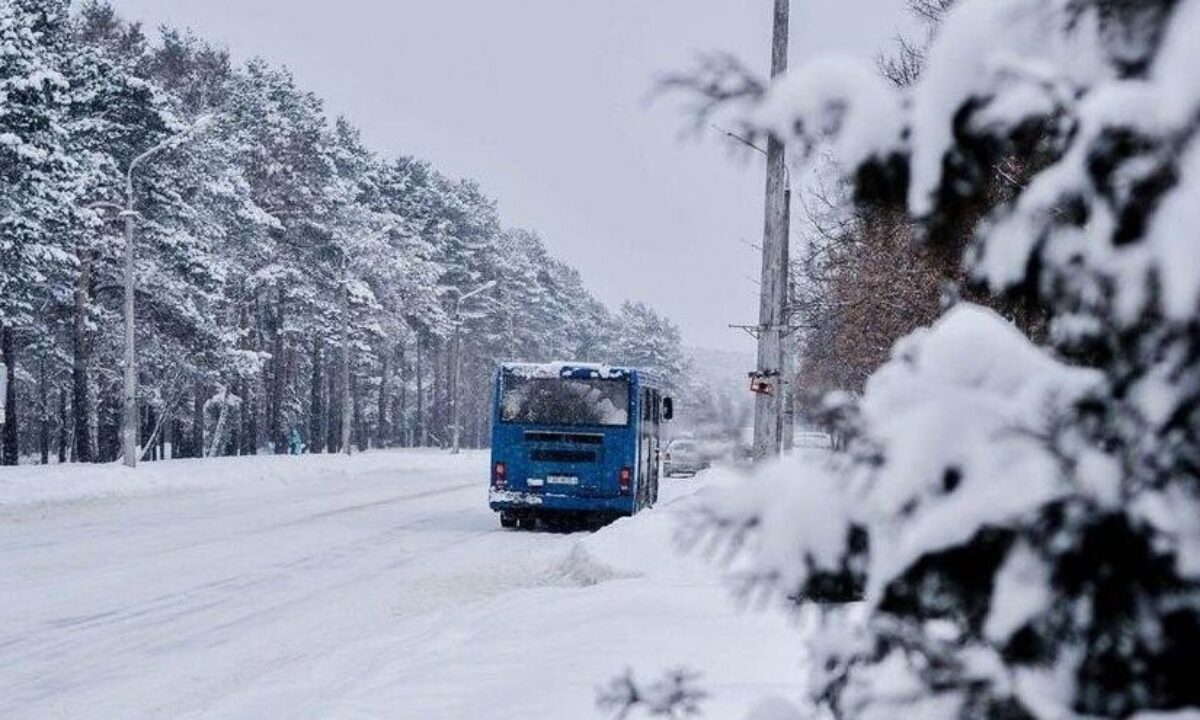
[
  {"xmin": 518, "ymin": 517, "xmax": 537, "ymax": 531},
  {"xmin": 500, "ymin": 513, "xmax": 518, "ymax": 529}
]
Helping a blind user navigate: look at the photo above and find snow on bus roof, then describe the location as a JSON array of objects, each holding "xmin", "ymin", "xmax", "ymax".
[{"xmin": 501, "ymin": 361, "xmax": 634, "ymax": 380}]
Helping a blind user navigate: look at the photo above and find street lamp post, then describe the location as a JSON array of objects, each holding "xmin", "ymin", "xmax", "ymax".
[
  {"xmin": 450, "ymin": 280, "xmax": 496, "ymax": 455},
  {"xmin": 119, "ymin": 117, "xmax": 212, "ymax": 468}
]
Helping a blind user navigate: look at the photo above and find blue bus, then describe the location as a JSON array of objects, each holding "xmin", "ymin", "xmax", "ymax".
[{"xmin": 488, "ymin": 362, "xmax": 674, "ymax": 530}]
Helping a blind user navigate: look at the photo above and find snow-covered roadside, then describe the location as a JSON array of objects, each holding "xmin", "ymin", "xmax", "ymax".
[
  {"xmin": 0, "ymin": 448, "xmax": 468, "ymax": 513},
  {"xmin": 0, "ymin": 450, "xmax": 803, "ymax": 719},
  {"xmin": 270, "ymin": 475, "xmax": 803, "ymax": 720}
]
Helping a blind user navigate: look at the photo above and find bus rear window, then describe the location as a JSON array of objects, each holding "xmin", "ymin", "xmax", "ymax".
[{"xmin": 501, "ymin": 377, "xmax": 630, "ymax": 427}]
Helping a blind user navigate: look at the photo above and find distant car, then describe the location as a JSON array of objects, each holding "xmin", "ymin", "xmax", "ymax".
[{"xmin": 663, "ymin": 439, "xmax": 709, "ymax": 477}]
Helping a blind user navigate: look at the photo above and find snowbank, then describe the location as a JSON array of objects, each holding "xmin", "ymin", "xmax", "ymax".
[
  {"xmin": 297, "ymin": 470, "xmax": 805, "ymax": 720},
  {"xmin": 0, "ymin": 449, "xmax": 476, "ymax": 512}
]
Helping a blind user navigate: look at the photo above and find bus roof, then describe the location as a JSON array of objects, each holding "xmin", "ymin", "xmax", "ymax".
[{"xmin": 499, "ymin": 361, "xmax": 664, "ymax": 387}]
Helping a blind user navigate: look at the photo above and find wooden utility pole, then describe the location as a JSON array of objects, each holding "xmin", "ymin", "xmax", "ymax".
[{"xmin": 752, "ymin": 0, "xmax": 791, "ymax": 462}]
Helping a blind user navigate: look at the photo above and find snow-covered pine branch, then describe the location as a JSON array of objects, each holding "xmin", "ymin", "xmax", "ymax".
[{"xmin": 677, "ymin": 0, "xmax": 1200, "ymax": 717}]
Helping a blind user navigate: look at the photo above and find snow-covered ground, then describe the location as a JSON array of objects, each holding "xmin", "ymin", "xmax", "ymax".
[{"xmin": 0, "ymin": 450, "xmax": 801, "ymax": 719}]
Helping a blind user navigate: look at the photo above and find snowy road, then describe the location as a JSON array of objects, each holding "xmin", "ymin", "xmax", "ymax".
[{"xmin": 0, "ymin": 450, "xmax": 800, "ymax": 719}]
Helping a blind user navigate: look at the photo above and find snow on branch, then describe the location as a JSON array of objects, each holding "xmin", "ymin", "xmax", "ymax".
[
  {"xmin": 753, "ymin": 57, "xmax": 905, "ymax": 173},
  {"xmin": 597, "ymin": 668, "xmax": 708, "ymax": 720}
]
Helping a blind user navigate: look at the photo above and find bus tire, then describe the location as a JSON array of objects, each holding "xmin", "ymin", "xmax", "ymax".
[
  {"xmin": 518, "ymin": 517, "xmax": 537, "ymax": 531},
  {"xmin": 500, "ymin": 513, "xmax": 517, "ymax": 529}
]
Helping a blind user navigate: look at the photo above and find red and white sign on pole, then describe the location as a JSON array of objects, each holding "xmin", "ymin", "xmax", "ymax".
[{"xmin": 748, "ymin": 371, "xmax": 775, "ymax": 396}]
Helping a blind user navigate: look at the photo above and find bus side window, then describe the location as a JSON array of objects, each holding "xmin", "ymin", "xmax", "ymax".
[
  {"xmin": 652, "ymin": 390, "xmax": 661, "ymax": 425},
  {"xmin": 642, "ymin": 389, "xmax": 652, "ymax": 422}
]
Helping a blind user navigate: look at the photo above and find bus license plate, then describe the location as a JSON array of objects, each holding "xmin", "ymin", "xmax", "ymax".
[{"xmin": 547, "ymin": 475, "xmax": 579, "ymax": 486}]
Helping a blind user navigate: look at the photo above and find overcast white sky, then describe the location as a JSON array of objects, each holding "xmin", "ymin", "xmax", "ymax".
[{"xmin": 109, "ymin": 0, "xmax": 916, "ymax": 351}]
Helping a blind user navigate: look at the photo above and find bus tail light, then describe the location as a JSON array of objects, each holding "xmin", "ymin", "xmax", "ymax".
[
  {"xmin": 619, "ymin": 467, "xmax": 632, "ymax": 495},
  {"xmin": 493, "ymin": 462, "xmax": 507, "ymax": 490}
]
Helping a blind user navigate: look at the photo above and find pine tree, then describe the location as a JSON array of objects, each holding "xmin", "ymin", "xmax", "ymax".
[
  {"xmin": 613, "ymin": 301, "xmax": 686, "ymax": 386},
  {"xmin": 0, "ymin": 0, "xmax": 74, "ymax": 464}
]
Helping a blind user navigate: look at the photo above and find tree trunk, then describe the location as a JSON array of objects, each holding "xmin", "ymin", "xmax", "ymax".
[
  {"xmin": 285, "ymin": 341, "xmax": 297, "ymax": 436},
  {"xmin": 436, "ymin": 342, "xmax": 449, "ymax": 447},
  {"xmin": 449, "ymin": 328, "xmax": 460, "ymax": 453},
  {"xmin": 399, "ymin": 374, "xmax": 409, "ymax": 447},
  {"xmin": 431, "ymin": 344, "xmax": 442, "ymax": 446},
  {"xmin": 339, "ymin": 283, "xmax": 352, "ymax": 456},
  {"xmin": 431, "ymin": 343, "xmax": 444, "ymax": 447},
  {"xmin": 398, "ymin": 393, "xmax": 408, "ymax": 444},
  {"xmin": 245, "ymin": 385, "xmax": 257, "ymax": 455},
  {"xmin": 225, "ymin": 388, "xmax": 238, "ymax": 456},
  {"xmin": 269, "ymin": 288, "xmax": 287, "ymax": 454},
  {"xmin": 140, "ymin": 405, "xmax": 166, "ymax": 462},
  {"xmin": 192, "ymin": 381, "xmax": 204, "ymax": 459},
  {"xmin": 57, "ymin": 385, "xmax": 68, "ymax": 463},
  {"xmin": 415, "ymin": 333, "xmax": 425, "ymax": 447},
  {"xmin": 309, "ymin": 337, "xmax": 324, "ymax": 453},
  {"xmin": 375, "ymin": 349, "xmax": 390, "ymax": 448},
  {"xmin": 39, "ymin": 356, "xmax": 49, "ymax": 465},
  {"xmin": 98, "ymin": 394, "xmax": 118, "ymax": 462},
  {"xmin": 353, "ymin": 372, "xmax": 367, "ymax": 452},
  {"xmin": 235, "ymin": 288, "xmax": 252, "ymax": 456},
  {"xmin": 144, "ymin": 404, "xmax": 156, "ymax": 461},
  {"xmin": 2, "ymin": 326, "xmax": 18, "ymax": 466},
  {"xmin": 87, "ymin": 374, "xmax": 98, "ymax": 462},
  {"xmin": 69, "ymin": 250, "xmax": 89, "ymax": 455},
  {"xmin": 443, "ymin": 342, "xmax": 454, "ymax": 447},
  {"xmin": 326, "ymin": 353, "xmax": 340, "ymax": 453},
  {"xmin": 207, "ymin": 389, "xmax": 230, "ymax": 458}
]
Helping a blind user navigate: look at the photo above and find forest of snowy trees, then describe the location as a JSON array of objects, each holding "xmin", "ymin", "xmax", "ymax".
[{"xmin": 0, "ymin": 1, "xmax": 689, "ymax": 466}]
